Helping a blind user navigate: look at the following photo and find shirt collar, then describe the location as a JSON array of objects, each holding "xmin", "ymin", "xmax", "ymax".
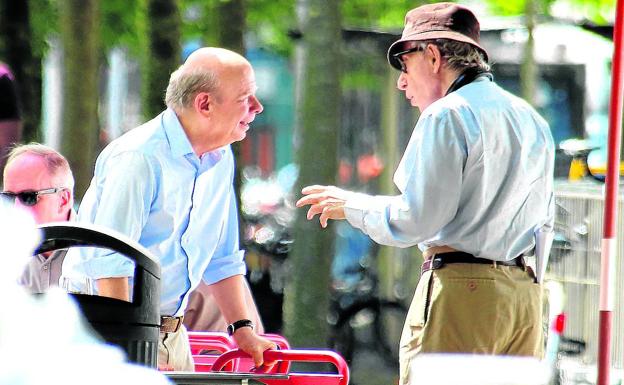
[
  {"xmin": 162, "ymin": 108, "xmax": 196, "ymax": 159},
  {"xmin": 162, "ymin": 108, "xmax": 229, "ymax": 171}
]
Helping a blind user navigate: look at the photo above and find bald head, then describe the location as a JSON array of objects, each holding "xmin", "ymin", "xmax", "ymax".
[
  {"xmin": 4, "ymin": 143, "xmax": 74, "ymax": 191},
  {"xmin": 165, "ymin": 47, "xmax": 252, "ymax": 111},
  {"xmin": 185, "ymin": 47, "xmax": 249, "ymax": 70}
]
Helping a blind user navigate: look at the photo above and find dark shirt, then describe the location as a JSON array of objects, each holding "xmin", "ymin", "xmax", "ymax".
[{"xmin": 0, "ymin": 64, "xmax": 21, "ymax": 120}]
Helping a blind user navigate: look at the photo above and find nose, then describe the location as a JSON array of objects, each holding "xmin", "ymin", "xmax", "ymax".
[
  {"xmin": 250, "ymin": 95, "xmax": 263, "ymax": 114},
  {"xmin": 397, "ymin": 73, "xmax": 408, "ymax": 91}
]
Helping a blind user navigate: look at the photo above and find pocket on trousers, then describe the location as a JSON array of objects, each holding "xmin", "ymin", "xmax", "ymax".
[{"xmin": 407, "ymin": 270, "xmax": 434, "ymax": 328}]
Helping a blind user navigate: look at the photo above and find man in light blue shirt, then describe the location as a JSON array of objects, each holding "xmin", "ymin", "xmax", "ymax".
[
  {"xmin": 296, "ymin": 3, "xmax": 554, "ymax": 384},
  {"xmin": 62, "ymin": 47, "xmax": 276, "ymax": 371}
]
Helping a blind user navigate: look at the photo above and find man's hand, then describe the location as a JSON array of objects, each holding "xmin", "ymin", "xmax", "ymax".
[
  {"xmin": 295, "ymin": 185, "xmax": 349, "ymax": 228},
  {"xmin": 231, "ymin": 327, "xmax": 277, "ymax": 368}
]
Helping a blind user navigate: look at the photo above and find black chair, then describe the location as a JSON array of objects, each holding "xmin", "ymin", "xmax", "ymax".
[{"xmin": 35, "ymin": 223, "xmax": 161, "ymax": 368}]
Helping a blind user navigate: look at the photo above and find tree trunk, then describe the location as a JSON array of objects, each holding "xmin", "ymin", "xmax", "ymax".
[
  {"xmin": 142, "ymin": 0, "xmax": 181, "ymax": 120},
  {"xmin": 59, "ymin": 0, "xmax": 100, "ymax": 200},
  {"xmin": 520, "ymin": 0, "xmax": 537, "ymax": 105},
  {"xmin": 283, "ymin": 0, "xmax": 341, "ymax": 348},
  {"xmin": 215, "ymin": 0, "xmax": 247, "ymax": 238},
  {"xmin": 0, "ymin": 0, "xmax": 42, "ymax": 143},
  {"xmin": 216, "ymin": 0, "xmax": 245, "ymax": 54}
]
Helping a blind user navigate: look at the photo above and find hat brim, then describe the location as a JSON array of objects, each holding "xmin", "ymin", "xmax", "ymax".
[{"xmin": 387, "ymin": 30, "xmax": 489, "ymax": 70}]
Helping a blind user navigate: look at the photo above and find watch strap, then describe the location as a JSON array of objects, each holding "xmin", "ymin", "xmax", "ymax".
[{"xmin": 227, "ymin": 319, "xmax": 254, "ymax": 336}]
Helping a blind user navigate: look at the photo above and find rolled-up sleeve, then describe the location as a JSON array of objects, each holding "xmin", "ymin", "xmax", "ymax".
[
  {"xmin": 202, "ymin": 191, "xmax": 246, "ymax": 284},
  {"xmin": 78, "ymin": 151, "xmax": 155, "ymax": 279}
]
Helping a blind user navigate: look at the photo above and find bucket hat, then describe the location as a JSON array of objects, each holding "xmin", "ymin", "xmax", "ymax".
[{"xmin": 387, "ymin": 2, "xmax": 488, "ymax": 70}]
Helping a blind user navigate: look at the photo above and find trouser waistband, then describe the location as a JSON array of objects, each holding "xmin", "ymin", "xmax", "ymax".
[
  {"xmin": 421, "ymin": 248, "xmax": 525, "ymax": 276},
  {"xmin": 160, "ymin": 315, "xmax": 184, "ymax": 333}
]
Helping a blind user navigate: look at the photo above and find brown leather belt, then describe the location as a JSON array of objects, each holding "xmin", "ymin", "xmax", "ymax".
[
  {"xmin": 160, "ymin": 315, "xmax": 184, "ymax": 333},
  {"xmin": 421, "ymin": 246, "xmax": 525, "ymax": 276}
]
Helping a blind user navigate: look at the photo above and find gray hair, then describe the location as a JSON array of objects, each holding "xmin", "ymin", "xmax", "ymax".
[
  {"xmin": 164, "ymin": 66, "xmax": 220, "ymax": 110},
  {"xmin": 4, "ymin": 143, "xmax": 75, "ymax": 190},
  {"xmin": 424, "ymin": 39, "xmax": 490, "ymax": 73}
]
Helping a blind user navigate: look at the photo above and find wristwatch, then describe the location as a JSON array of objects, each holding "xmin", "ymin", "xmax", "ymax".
[{"xmin": 227, "ymin": 319, "xmax": 254, "ymax": 336}]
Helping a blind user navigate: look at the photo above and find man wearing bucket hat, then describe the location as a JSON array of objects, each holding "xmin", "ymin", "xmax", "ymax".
[{"xmin": 296, "ymin": 3, "xmax": 554, "ymax": 383}]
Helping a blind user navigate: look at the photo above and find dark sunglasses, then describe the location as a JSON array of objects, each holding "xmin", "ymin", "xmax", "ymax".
[
  {"xmin": 392, "ymin": 45, "xmax": 425, "ymax": 73},
  {"xmin": 0, "ymin": 187, "xmax": 65, "ymax": 207}
]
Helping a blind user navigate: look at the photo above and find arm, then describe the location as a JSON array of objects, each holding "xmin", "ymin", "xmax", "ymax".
[
  {"xmin": 202, "ymin": 168, "xmax": 275, "ymax": 366},
  {"xmin": 97, "ymin": 277, "xmax": 130, "ymax": 301},
  {"xmin": 75, "ymin": 152, "xmax": 155, "ymax": 285},
  {"xmin": 209, "ymin": 275, "xmax": 276, "ymax": 366},
  {"xmin": 297, "ymin": 111, "xmax": 466, "ymax": 247}
]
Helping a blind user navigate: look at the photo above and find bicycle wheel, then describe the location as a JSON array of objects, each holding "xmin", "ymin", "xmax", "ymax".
[
  {"xmin": 328, "ymin": 316, "xmax": 356, "ymax": 364},
  {"xmin": 374, "ymin": 300, "xmax": 408, "ymax": 367}
]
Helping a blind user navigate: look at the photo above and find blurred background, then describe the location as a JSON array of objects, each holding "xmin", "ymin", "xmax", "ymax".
[{"xmin": 0, "ymin": 0, "xmax": 617, "ymax": 384}]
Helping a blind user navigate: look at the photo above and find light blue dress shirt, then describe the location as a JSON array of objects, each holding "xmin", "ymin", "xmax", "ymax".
[
  {"xmin": 344, "ymin": 78, "xmax": 555, "ymax": 261},
  {"xmin": 62, "ymin": 108, "xmax": 246, "ymax": 316}
]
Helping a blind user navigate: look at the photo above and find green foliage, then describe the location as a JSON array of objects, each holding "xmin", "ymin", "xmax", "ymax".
[
  {"xmin": 180, "ymin": 0, "xmax": 218, "ymax": 45},
  {"xmin": 342, "ymin": 69, "xmax": 382, "ymax": 90},
  {"xmin": 486, "ymin": 0, "xmax": 554, "ymax": 16},
  {"xmin": 342, "ymin": 0, "xmax": 418, "ymax": 29},
  {"xmin": 485, "ymin": 0, "xmax": 616, "ymax": 22},
  {"xmin": 178, "ymin": 0, "xmax": 297, "ymax": 56},
  {"xmin": 101, "ymin": 0, "xmax": 143, "ymax": 55},
  {"xmin": 29, "ymin": 0, "xmax": 58, "ymax": 57},
  {"xmin": 560, "ymin": 0, "xmax": 616, "ymax": 24},
  {"xmin": 246, "ymin": 0, "xmax": 296, "ymax": 56}
]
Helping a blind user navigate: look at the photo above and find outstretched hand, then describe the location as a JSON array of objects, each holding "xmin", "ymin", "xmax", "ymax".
[{"xmin": 295, "ymin": 185, "xmax": 349, "ymax": 228}]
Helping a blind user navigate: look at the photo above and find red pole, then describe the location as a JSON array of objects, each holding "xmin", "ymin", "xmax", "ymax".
[{"xmin": 598, "ymin": 2, "xmax": 624, "ymax": 385}]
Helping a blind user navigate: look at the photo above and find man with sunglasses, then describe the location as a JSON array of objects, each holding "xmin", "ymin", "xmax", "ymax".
[
  {"xmin": 2, "ymin": 143, "xmax": 74, "ymax": 293},
  {"xmin": 296, "ymin": 3, "xmax": 554, "ymax": 384}
]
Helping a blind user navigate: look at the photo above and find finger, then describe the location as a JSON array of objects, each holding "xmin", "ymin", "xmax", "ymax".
[
  {"xmin": 263, "ymin": 360, "xmax": 277, "ymax": 370},
  {"xmin": 296, "ymin": 192, "xmax": 327, "ymax": 208},
  {"xmin": 320, "ymin": 204, "xmax": 344, "ymax": 228},
  {"xmin": 320, "ymin": 206, "xmax": 333, "ymax": 228},
  {"xmin": 261, "ymin": 343, "xmax": 278, "ymax": 368},
  {"xmin": 253, "ymin": 350, "xmax": 264, "ymax": 367},
  {"xmin": 306, "ymin": 198, "xmax": 342, "ymax": 220},
  {"xmin": 306, "ymin": 204, "xmax": 326, "ymax": 220},
  {"xmin": 301, "ymin": 185, "xmax": 330, "ymax": 194}
]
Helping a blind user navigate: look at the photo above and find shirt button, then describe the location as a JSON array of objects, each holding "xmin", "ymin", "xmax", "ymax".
[{"xmin": 43, "ymin": 266, "xmax": 48, "ymax": 270}]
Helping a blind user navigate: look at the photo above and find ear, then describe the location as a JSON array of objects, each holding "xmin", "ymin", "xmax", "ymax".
[
  {"xmin": 194, "ymin": 92, "xmax": 212, "ymax": 116},
  {"xmin": 426, "ymin": 44, "xmax": 443, "ymax": 74},
  {"xmin": 58, "ymin": 189, "xmax": 73, "ymax": 216}
]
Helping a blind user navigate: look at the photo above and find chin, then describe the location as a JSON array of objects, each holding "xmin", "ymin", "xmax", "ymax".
[{"xmin": 233, "ymin": 132, "xmax": 248, "ymax": 143}]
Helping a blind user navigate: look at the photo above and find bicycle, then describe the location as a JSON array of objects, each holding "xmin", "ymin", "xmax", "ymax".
[{"xmin": 327, "ymin": 255, "xmax": 408, "ymax": 370}]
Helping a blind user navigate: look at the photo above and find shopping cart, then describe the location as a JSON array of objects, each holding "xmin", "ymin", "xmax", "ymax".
[
  {"xmin": 211, "ymin": 348, "xmax": 350, "ymax": 385},
  {"xmin": 188, "ymin": 331, "xmax": 290, "ymax": 372}
]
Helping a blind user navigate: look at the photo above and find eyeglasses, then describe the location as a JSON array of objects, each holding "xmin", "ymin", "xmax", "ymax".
[
  {"xmin": 392, "ymin": 45, "xmax": 425, "ymax": 73},
  {"xmin": 0, "ymin": 187, "xmax": 66, "ymax": 207}
]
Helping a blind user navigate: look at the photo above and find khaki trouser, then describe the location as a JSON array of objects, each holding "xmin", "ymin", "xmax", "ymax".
[
  {"xmin": 399, "ymin": 262, "xmax": 543, "ymax": 385},
  {"xmin": 158, "ymin": 324, "xmax": 195, "ymax": 371}
]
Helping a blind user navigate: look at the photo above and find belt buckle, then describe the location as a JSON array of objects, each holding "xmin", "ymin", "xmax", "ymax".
[
  {"xmin": 431, "ymin": 256, "xmax": 444, "ymax": 270},
  {"xmin": 161, "ymin": 316, "xmax": 183, "ymax": 333}
]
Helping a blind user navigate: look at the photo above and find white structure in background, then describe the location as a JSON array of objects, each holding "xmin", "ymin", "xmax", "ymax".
[
  {"xmin": 103, "ymin": 47, "xmax": 143, "ymax": 141},
  {"xmin": 480, "ymin": 20, "xmax": 613, "ymax": 157},
  {"xmin": 42, "ymin": 44, "xmax": 143, "ymax": 148},
  {"xmin": 42, "ymin": 38, "xmax": 62, "ymax": 149},
  {"xmin": 106, "ymin": 47, "xmax": 128, "ymax": 140}
]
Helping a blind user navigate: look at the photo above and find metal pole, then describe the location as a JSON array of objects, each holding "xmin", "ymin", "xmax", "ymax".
[{"xmin": 598, "ymin": 2, "xmax": 624, "ymax": 385}]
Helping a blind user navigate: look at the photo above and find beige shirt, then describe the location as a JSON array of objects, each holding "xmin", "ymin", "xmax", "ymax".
[
  {"xmin": 184, "ymin": 279, "xmax": 264, "ymax": 333},
  {"xmin": 19, "ymin": 249, "xmax": 67, "ymax": 293}
]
